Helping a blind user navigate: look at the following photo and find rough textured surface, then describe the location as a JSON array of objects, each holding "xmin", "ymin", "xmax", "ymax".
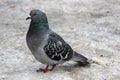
[{"xmin": 0, "ymin": 0, "xmax": 120, "ymax": 80}]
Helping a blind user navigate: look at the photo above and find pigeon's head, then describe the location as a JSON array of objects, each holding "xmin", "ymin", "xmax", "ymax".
[{"xmin": 26, "ymin": 9, "xmax": 48, "ymax": 23}]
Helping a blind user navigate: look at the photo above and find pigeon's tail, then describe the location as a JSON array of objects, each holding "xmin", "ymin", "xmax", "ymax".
[{"xmin": 71, "ymin": 51, "xmax": 90, "ymax": 66}]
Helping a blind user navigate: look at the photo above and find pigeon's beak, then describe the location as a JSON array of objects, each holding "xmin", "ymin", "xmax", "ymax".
[{"xmin": 26, "ymin": 17, "xmax": 31, "ymax": 20}]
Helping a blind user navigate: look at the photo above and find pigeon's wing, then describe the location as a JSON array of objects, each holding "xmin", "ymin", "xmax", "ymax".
[{"xmin": 44, "ymin": 32, "xmax": 74, "ymax": 61}]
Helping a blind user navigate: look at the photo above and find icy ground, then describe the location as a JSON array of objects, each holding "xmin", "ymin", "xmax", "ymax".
[{"xmin": 0, "ymin": 0, "xmax": 120, "ymax": 80}]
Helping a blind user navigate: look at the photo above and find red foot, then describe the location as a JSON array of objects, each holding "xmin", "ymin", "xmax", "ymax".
[
  {"xmin": 36, "ymin": 64, "xmax": 57, "ymax": 73},
  {"xmin": 36, "ymin": 65, "xmax": 49, "ymax": 73}
]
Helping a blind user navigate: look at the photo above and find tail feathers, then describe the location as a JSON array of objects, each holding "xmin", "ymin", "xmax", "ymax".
[{"xmin": 71, "ymin": 51, "xmax": 90, "ymax": 66}]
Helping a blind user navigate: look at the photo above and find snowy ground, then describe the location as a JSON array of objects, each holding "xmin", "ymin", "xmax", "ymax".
[{"xmin": 0, "ymin": 0, "xmax": 120, "ymax": 80}]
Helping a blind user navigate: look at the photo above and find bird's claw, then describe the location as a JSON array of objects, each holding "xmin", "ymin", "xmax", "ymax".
[{"xmin": 36, "ymin": 68, "xmax": 49, "ymax": 73}]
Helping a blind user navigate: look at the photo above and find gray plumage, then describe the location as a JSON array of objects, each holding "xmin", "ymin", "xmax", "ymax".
[{"xmin": 26, "ymin": 9, "xmax": 89, "ymax": 67}]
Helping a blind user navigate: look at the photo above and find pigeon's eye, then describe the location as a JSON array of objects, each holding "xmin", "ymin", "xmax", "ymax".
[{"xmin": 32, "ymin": 13, "xmax": 37, "ymax": 16}]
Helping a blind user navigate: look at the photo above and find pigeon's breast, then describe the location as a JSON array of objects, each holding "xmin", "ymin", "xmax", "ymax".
[{"xmin": 26, "ymin": 31, "xmax": 46, "ymax": 53}]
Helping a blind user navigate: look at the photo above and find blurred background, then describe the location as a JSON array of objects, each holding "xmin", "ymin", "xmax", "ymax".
[{"xmin": 0, "ymin": 0, "xmax": 120, "ymax": 80}]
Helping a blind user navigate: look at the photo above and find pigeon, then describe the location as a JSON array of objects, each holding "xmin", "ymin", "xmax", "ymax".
[{"xmin": 26, "ymin": 9, "xmax": 89, "ymax": 73}]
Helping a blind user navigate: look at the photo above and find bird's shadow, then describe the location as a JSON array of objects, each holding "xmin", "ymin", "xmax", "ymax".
[{"xmin": 56, "ymin": 61, "xmax": 90, "ymax": 72}]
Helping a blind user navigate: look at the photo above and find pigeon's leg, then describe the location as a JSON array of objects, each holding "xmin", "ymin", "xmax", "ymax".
[
  {"xmin": 37, "ymin": 65, "xmax": 49, "ymax": 73},
  {"xmin": 49, "ymin": 64, "xmax": 57, "ymax": 71}
]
